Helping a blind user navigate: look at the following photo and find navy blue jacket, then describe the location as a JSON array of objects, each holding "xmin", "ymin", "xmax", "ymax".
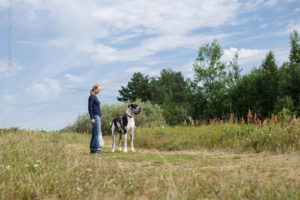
[{"xmin": 88, "ymin": 94, "xmax": 101, "ymax": 119}]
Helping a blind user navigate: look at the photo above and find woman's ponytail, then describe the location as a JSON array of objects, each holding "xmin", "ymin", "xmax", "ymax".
[{"xmin": 90, "ymin": 83, "xmax": 101, "ymax": 94}]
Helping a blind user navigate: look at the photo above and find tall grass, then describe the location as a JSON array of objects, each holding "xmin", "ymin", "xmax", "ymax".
[{"xmin": 134, "ymin": 111, "xmax": 300, "ymax": 153}]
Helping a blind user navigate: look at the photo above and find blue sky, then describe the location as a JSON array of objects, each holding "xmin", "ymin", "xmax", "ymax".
[{"xmin": 0, "ymin": 0, "xmax": 299, "ymax": 130}]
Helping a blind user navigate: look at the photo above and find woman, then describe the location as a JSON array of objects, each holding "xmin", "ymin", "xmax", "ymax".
[{"xmin": 88, "ymin": 83, "xmax": 104, "ymax": 154}]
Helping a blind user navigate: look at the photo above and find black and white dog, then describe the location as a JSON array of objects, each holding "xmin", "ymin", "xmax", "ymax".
[{"xmin": 110, "ymin": 104, "xmax": 142, "ymax": 152}]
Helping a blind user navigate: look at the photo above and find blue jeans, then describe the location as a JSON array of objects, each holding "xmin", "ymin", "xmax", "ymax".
[{"xmin": 90, "ymin": 115, "xmax": 101, "ymax": 150}]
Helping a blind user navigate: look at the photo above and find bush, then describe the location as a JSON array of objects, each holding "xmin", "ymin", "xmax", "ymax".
[
  {"xmin": 161, "ymin": 102, "xmax": 188, "ymax": 125},
  {"xmin": 274, "ymin": 96, "xmax": 296, "ymax": 115},
  {"xmin": 61, "ymin": 99, "xmax": 166, "ymax": 135}
]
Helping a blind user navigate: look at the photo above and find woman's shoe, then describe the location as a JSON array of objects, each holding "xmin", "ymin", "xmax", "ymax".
[
  {"xmin": 90, "ymin": 149, "xmax": 97, "ymax": 154},
  {"xmin": 96, "ymin": 149, "xmax": 104, "ymax": 154}
]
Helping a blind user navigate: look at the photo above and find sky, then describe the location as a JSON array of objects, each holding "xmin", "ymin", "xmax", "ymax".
[{"xmin": 0, "ymin": 0, "xmax": 299, "ymax": 130}]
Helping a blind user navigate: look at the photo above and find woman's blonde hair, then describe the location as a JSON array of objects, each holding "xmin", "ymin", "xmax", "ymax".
[{"xmin": 90, "ymin": 83, "xmax": 101, "ymax": 94}]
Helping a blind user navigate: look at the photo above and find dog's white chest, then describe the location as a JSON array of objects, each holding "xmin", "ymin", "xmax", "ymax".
[{"xmin": 127, "ymin": 117, "xmax": 135, "ymax": 131}]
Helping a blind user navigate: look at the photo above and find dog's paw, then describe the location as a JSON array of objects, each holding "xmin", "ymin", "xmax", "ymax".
[
  {"xmin": 111, "ymin": 149, "xmax": 115, "ymax": 152},
  {"xmin": 118, "ymin": 148, "xmax": 122, "ymax": 151},
  {"xmin": 131, "ymin": 148, "xmax": 136, "ymax": 152},
  {"xmin": 123, "ymin": 149, "xmax": 128, "ymax": 153}
]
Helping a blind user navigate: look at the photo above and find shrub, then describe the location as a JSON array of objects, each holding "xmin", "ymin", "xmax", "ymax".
[{"xmin": 61, "ymin": 99, "xmax": 166, "ymax": 135}]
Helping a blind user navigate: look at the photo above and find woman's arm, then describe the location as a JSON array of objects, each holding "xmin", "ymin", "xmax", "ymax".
[{"xmin": 88, "ymin": 96, "xmax": 94, "ymax": 120}]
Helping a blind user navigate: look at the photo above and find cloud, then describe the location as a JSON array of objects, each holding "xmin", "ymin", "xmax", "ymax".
[
  {"xmin": 223, "ymin": 47, "xmax": 289, "ymax": 73},
  {"xmin": 1, "ymin": 0, "xmax": 298, "ymax": 130},
  {"xmin": 223, "ymin": 47, "xmax": 270, "ymax": 64},
  {"xmin": 259, "ymin": 24, "xmax": 268, "ymax": 29},
  {"xmin": 244, "ymin": 0, "xmax": 296, "ymax": 11},
  {"xmin": 26, "ymin": 78, "xmax": 62, "ymax": 101},
  {"xmin": 0, "ymin": 0, "xmax": 9, "ymax": 9},
  {"xmin": 64, "ymin": 73, "xmax": 85, "ymax": 83},
  {"xmin": 284, "ymin": 21, "xmax": 300, "ymax": 35},
  {"xmin": 2, "ymin": 94, "xmax": 15, "ymax": 102},
  {"xmin": 10, "ymin": 0, "xmax": 241, "ymax": 65}
]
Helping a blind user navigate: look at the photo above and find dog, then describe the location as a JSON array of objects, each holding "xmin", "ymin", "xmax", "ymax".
[{"xmin": 110, "ymin": 103, "xmax": 142, "ymax": 152}]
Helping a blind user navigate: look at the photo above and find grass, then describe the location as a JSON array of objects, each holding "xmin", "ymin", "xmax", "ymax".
[
  {"xmin": 134, "ymin": 116, "xmax": 300, "ymax": 153},
  {"xmin": 1, "ymin": 124, "xmax": 300, "ymax": 199}
]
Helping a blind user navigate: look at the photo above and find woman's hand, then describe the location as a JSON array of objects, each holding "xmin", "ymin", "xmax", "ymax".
[
  {"xmin": 90, "ymin": 119, "xmax": 95, "ymax": 123},
  {"xmin": 101, "ymin": 115, "xmax": 104, "ymax": 123}
]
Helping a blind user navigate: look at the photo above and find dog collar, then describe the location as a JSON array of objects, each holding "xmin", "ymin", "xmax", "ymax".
[{"xmin": 126, "ymin": 113, "xmax": 133, "ymax": 118}]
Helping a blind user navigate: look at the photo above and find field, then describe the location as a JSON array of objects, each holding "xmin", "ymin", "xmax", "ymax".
[{"xmin": 0, "ymin": 121, "xmax": 300, "ymax": 199}]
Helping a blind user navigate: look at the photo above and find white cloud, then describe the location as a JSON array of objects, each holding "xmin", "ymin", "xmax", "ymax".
[
  {"xmin": 264, "ymin": 0, "xmax": 280, "ymax": 7},
  {"xmin": 10, "ymin": 0, "xmax": 241, "ymax": 66},
  {"xmin": 223, "ymin": 47, "xmax": 290, "ymax": 73},
  {"xmin": 2, "ymin": 94, "xmax": 15, "ymax": 102},
  {"xmin": 284, "ymin": 21, "xmax": 300, "ymax": 35},
  {"xmin": 26, "ymin": 78, "xmax": 62, "ymax": 101},
  {"xmin": 259, "ymin": 24, "xmax": 268, "ymax": 29},
  {"xmin": 0, "ymin": 0, "xmax": 8, "ymax": 9},
  {"xmin": 244, "ymin": 0, "xmax": 296, "ymax": 11},
  {"xmin": 223, "ymin": 47, "xmax": 269, "ymax": 65},
  {"xmin": 64, "ymin": 73, "xmax": 85, "ymax": 83}
]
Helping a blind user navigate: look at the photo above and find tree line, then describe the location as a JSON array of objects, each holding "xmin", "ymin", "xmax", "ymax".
[{"xmin": 117, "ymin": 31, "xmax": 300, "ymax": 125}]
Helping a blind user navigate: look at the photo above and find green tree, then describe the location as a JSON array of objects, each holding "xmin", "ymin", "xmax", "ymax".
[
  {"xmin": 228, "ymin": 52, "xmax": 242, "ymax": 87},
  {"xmin": 277, "ymin": 30, "xmax": 300, "ymax": 115},
  {"xmin": 257, "ymin": 51, "xmax": 279, "ymax": 117},
  {"xmin": 231, "ymin": 51, "xmax": 279, "ymax": 119},
  {"xmin": 192, "ymin": 39, "xmax": 232, "ymax": 119},
  {"xmin": 117, "ymin": 72, "xmax": 152, "ymax": 102},
  {"xmin": 231, "ymin": 70, "xmax": 261, "ymax": 118},
  {"xmin": 153, "ymin": 69, "xmax": 189, "ymax": 125}
]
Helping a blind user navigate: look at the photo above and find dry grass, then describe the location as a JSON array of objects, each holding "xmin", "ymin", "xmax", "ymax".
[{"xmin": 0, "ymin": 128, "xmax": 300, "ymax": 199}]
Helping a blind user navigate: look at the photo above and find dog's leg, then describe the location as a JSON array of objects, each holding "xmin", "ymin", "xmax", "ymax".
[
  {"xmin": 118, "ymin": 132, "xmax": 122, "ymax": 151},
  {"xmin": 123, "ymin": 129, "xmax": 128, "ymax": 153},
  {"xmin": 130, "ymin": 128, "xmax": 135, "ymax": 152},
  {"xmin": 111, "ymin": 126, "xmax": 115, "ymax": 152}
]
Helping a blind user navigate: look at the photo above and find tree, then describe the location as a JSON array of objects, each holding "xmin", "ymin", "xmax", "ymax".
[
  {"xmin": 231, "ymin": 51, "xmax": 279, "ymax": 119},
  {"xmin": 192, "ymin": 39, "xmax": 232, "ymax": 119},
  {"xmin": 231, "ymin": 70, "xmax": 261, "ymax": 118},
  {"xmin": 117, "ymin": 72, "xmax": 152, "ymax": 102},
  {"xmin": 228, "ymin": 52, "xmax": 242, "ymax": 87},
  {"xmin": 289, "ymin": 30, "xmax": 300, "ymax": 65},
  {"xmin": 257, "ymin": 51, "xmax": 279, "ymax": 117},
  {"xmin": 277, "ymin": 30, "xmax": 300, "ymax": 115},
  {"xmin": 152, "ymin": 68, "xmax": 190, "ymax": 125}
]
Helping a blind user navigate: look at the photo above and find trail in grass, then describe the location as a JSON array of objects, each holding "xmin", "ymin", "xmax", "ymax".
[{"xmin": 69, "ymin": 135, "xmax": 300, "ymax": 180}]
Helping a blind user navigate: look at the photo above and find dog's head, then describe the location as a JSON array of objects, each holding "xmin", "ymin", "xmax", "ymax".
[{"xmin": 128, "ymin": 103, "xmax": 142, "ymax": 115}]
